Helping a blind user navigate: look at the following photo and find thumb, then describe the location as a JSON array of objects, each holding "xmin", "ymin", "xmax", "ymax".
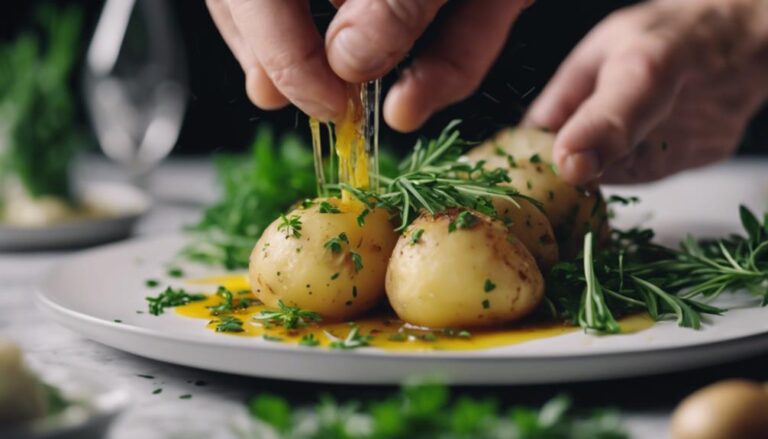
[{"xmin": 326, "ymin": 0, "xmax": 446, "ymax": 82}]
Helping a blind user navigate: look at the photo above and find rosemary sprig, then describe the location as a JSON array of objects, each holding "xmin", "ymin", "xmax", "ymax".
[{"xmin": 339, "ymin": 121, "xmax": 539, "ymax": 230}]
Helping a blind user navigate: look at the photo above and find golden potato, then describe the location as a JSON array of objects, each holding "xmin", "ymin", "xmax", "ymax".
[
  {"xmin": 671, "ymin": 379, "xmax": 768, "ymax": 439},
  {"xmin": 249, "ymin": 198, "xmax": 397, "ymax": 320},
  {"xmin": 492, "ymin": 197, "xmax": 558, "ymax": 272},
  {"xmin": 467, "ymin": 127, "xmax": 609, "ymax": 257},
  {"xmin": 386, "ymin": 210, "xmax": 544, "ymax": 329}
]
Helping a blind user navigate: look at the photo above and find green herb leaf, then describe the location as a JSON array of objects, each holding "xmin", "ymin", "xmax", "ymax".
[
  {"xmin": 350, "ymin": 252, "xmax": 364, "ymax": 272},
  {"xmin": 254, "ymin": 300, "xmax": 322, "ymax": 329},
  {"xmin": 146, "ymin": 287, "xmax": 206, "ymax": 316},
  {"xmin": 484, "ymin": 279, "xmax": 496, "ymax": 293},
  {"xmin": 277, "ymin": 214, "xmax": 302, "ymax": 239},
  {"xmin": 449, "ymin": 211, "xmax": 478, "ymax": 233}
]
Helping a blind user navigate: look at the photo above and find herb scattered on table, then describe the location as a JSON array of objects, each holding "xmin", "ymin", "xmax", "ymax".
[{"xmin": 215, "ymin": 316, "xmax": 244, "ymax": 333}]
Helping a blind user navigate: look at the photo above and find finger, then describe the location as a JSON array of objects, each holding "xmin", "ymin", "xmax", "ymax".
[
  {"xmin": 326, "ymin": 0, "xmax": 447, "ymax": 82},
  {"xmin": 382, "ymin": 0, "xmax": 530, "ymax": 132},
  {"xmin": 228, "ymin": 0, "xmax": 346, "ymax": 121},
  {"xmin": 553, "ymin": 38, "xmax": 686, "ymax": 185},
  {"xmin": 206, "ymin": 0, "xmax": 289, "ymax": 109}
]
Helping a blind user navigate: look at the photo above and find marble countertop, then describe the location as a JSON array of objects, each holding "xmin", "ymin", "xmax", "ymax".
[{"xmin": 2, "ymin": 156, "xmax": 767, "ymax": 439}]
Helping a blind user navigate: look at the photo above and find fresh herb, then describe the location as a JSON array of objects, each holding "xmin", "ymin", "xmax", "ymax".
[
  {"xmin": 482, "ymin": 299, "xmax": 491, "ymax": 309},
  {"xmin": 167, "ymin": 267, "xmax": 184, "ymax": 278},
  {"xmin": 330, "ymin": 272, "xmax": 340, "ymax": 280},
  {"xmin": 548, "ymin": 205, "xmax": 768, "ymax": 333},
  {"xmin": 530, "ymin": 153, "xmax": 542, "ymax": 164},
  {"xmin": 152, "ymin": 388, "xmax": 163, "ymax": 395},
  {"xmin": 145, "ymin": 279, "xmax": 160, "ymax": 288},
  {"xmin": 207, "ymin": 286, "xmax": 251, "ymax": 316},
  {"xmin": 484, "ymin": 279, "xmax": 496, "ymax": 293},
  {"xmin": 323, "ymin": 233, "xmax": 349, "ymax": 253},
  {"xmin": 246, "ymin": 382, "xmax": 627, "ymax": 438},
  {"xmin": 340, "ymin": 121, "xmax": 538, "ymax": 231},
  {"xmin": 319, "ymin": 201, "xmax": 341, "ymax": 214},
  {"xmin": 0, "ymin": 5, "xmax": 83, "ymax": 201},
  {"xmin": 357, "ymin": 208, "xmax": 370, "ymax": 226},
  {"xmin": 409, "ymin": 228, "xmax": 424, "ymax": 245},
  {"xmin": 146, "ymin": 287, "xmax": 206, "ymax": 316},
  {"xmin": 113, "ymin": 319, "xmax": 123, "ymax": 323},
  {"xmin": 137, "ymin": 374, "xmax": 155, "ymax": 379},
  {"xmin": 326, "ymin": 327, "xmax": 372, "ymax": 349},
  {"xmin": 182, "ymin": 127, "xmax": 316, "ymax": 269},
  {"xmin": 179, "ymin": 394, "xmax": 192, "ymax": 400},
  {"xmin": 300, "ymin": 199, "xmax": 315, "ymax": 209},
  {"xmin": 299, "ymin": 333, "xmax": 320, "ymax": 347},
  {"xmin": 448, "ymin": 210, "xmax": 478, "ymax": 233},
  {"xmin": 350, "ymin": 252, "xmax": 364, "ymax": 272},
  {"xmin": 254, "ymin": 300, "xmax": 322, "ymax": 329},
  {"xmin": 277, "ymin": 214, "xmax": 302, "ymax": 239},
  {"xmin": 443, "ymin": 328, "xmax": 472, "ymax": 339},
  {"xmin": 215, "ymin": 316, "xmax": 244, "ymax": 333}
]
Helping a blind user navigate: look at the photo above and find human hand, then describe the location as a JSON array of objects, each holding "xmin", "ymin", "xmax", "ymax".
[
  {"xmin": 206, "ymin": 0, "xmax": 532, "ymax": 130},
  {"xmin": 524, "ymin": 0, "xmax": 768, "ymax": 185}
]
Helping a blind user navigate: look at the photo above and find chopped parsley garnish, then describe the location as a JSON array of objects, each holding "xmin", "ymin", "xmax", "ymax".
[
  {"xmin": 137, "ymin": 374, "xmax": 155, "ymax": 379},
  {"xmin": 318, "ymin": 201, "xmax": 341, "ymax": 214},
  {"xmin": 530, "ymin": 153, "xmax": 542, "ymax": 164},
  {"xmin": 350, "ymin": 252, "xmax": 364, "ymax": 272},
  {"xmin": 484, "ymin": 279, "xmax": 496, "ymax": 293},
  {"xmin": 299, "ymin": 333, "xmax": 320, "ymax": 347},
  {"xmin": 167, "ymin": 267, "xmax": 184, "ymax": 278},
  {"xmin": 145, "ymin": 279, "xmax": 160, "ymax": 288},
  {"xmin": 442, "ymin": 328, "xmax": 472, "ymax": 338},
  {"xmin": 330, "ymin": 272, "xmax": 340, "ymax": 280},
  {"xmin": 448, "ymin": 211, "xmax": 478, "ymax": 233},
  {"xmin": 300, "ymin": 199, "xmax": 315, "ymax": 209},
  {"xmin": 254, "ymin": 300, "xmax": 322, "ymax": 329},
  {"xmin": 152, "ymin": 388, "xmax": 163, "ymax": 395},
  {"xmin": 179, "ymin": 394, "xmax": 192, "ymax": 400},
  {"xmin": 507, "ymin": 154, "xmax": 518, "ymax": 168},
  {"xmin": 482, "ymin": 299, "xmax": 491, "ymax": 309},
  {"xmin": 146, "ymin": 287, "xmax": 206, "ymax": 316},
  {"xmin": 410, "ymin": 228, "xmax": 424, "ymax": 245},
  {"xmin": 326, "ymin": 327, "xmax": 372, "ymax": 350},
  {"xmin": 323, "ymin": 233, "xmax": 349, "ymax": 253},
  {"xmin": 356, "ymin": 208, "xmax": 370, "ymax": 226},
  {"xmin": 277, "ymin": 214, "xmax": 302, "ymax": 239},
  {"xmin": 215, "ymin": 316, "xmax": 244, "ymax": 333}
]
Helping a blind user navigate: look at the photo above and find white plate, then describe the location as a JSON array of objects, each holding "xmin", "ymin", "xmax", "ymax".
[
  {"xmin": 36, "ymin": 233, "xmax": 768, "ymax": 385},
  {"xmin": 0, "ymin": 183, "xmax": 150, "ymax": 251}
]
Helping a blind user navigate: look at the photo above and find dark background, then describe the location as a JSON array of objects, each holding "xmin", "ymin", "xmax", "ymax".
[{"xmin": 2, "ymin": 0, "xmax": 766, "ymax": 156}]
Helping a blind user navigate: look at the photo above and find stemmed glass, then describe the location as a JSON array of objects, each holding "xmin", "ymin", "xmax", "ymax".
[{"xmin": 83, "ymin": 0, "xmax": 187, "ymax": 187}]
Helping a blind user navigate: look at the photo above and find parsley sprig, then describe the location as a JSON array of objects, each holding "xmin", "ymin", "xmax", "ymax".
[
  {"xmin": 325, "ymin": 326, "xmax": 372, "ymax": 349},
  {"xmin": 146, "ymin": 287, "xmax": 206, "ymax": 316},
  {"xmin": 254, "ymin": 300, "xmax": 322, "ymax": 329}
]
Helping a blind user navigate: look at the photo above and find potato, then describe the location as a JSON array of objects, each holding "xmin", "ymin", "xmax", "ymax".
[
  {"xmin": 466, "ymin": 127, "xmax": 609, "ymax": 257},
  {"xmin": 0, "ymin": 339, "xmax": 48, "ymax": 423},
  {"xmin": 386, "ymin": 210, "xmax": 544, "ymax": 328},
  {"xmin": 671, "ymin": 379, "xmax": 768, "ymax": 439},
  {"xmin": 492, "ymin": 197, "xmax": 558, "ymax": 272},
  {"xmin": 249, "ymin": 197, "xmax": 397, "ymax": 320}
]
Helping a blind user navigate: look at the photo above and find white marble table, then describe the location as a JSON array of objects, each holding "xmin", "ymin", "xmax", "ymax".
[{"xmin": 2, "ymin": 156, "xmax": 767, "ymax": 439}]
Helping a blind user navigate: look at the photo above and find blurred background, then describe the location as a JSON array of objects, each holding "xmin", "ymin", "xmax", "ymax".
[{"xmin": 1, "ymin": 0, "xmax": 766, "ymax": 158}]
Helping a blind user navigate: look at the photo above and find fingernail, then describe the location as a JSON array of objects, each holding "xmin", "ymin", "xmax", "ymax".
[
  {"xmin": 331, "ymin": 28, "xmax": 388, "ymax": 75},
  {"xmin": 563, "ymin": 151, "xmax": 601, "ymax": 182}
]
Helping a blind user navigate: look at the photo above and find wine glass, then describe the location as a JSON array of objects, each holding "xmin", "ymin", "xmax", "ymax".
[{"xmin": 83, "ymin": 0, "xmax": 187, "ymax": 187}]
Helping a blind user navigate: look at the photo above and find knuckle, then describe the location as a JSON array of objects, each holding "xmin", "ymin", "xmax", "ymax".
[
  {"xmin": 259, "ymin": 45, "xmax": 322, "ymax": 92},
  {"xmin": 383, "ymin": 0, "xmax": 444, "ymax": 33},
  {"xmin": 614, "ymin": 45, "xmax": 668, "ymax": 87}
]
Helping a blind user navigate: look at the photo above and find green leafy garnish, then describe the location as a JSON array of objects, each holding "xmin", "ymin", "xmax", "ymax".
[
  {"xmin": 484, "ymin": 279, "xmax": 496, "ymax": 293},
  {"xmin": 324, "ymin": 233, "xmax": 349, "ymax": 253},
  {"xmin": 319, "ymin": 201, "xmax": 341, "ymax": 214},
  {"xmin": 277, "ymin": 214, "xmax": 302, "ymax": 239},
  {"xmin": 325, "ymin": 327, "xmax": 372, "ymax": 350},
  {"xmin": 145, "ymin": 279, "xmax": 160, "ymax": 288},
  {"xmin": 182, "ymin": 127, "xmax": 316, "ymax": 269},
  {"xmin": 207, "ymin": 286, "xmax": 251, "ymax": 316},
  {"xmin": 146, "ymin": 287, "xmax": 206, "ymax": 316},
  {"xmin": 350, "ymin": 252, "xmax": 364, "ymax": 272},
  {"xmin": 299, "ymin": 333, "xmax": 320, "ymax": 347},
  {"xmin": 449, "ymin": 211, "xmax": 478, "ymax": 233},
  {"xmin": 356, "ymin": 208, "xmax": 370, "ymax": 226},
  {"xmin": 167, "ymin": 267, "xmax": 184, "ymax": 278},
  {"xmin": 215, "ymin": 316, "xmax": 244, "ymax": 333},
  {"xmin": 254, "ymin": 300, "xmax": 322, "ymax": 329},
  {"xmin": 246, "ymin": 382, "xmax": 627, "ymax": 438},
  {"xmin": 409, "ymin": 228, "xmax": 424, "ymax": 246}
]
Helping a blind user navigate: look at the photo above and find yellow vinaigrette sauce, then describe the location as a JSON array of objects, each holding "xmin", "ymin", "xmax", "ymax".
[{"xmin": 178, "ymin": 274, "xmax": 654, "ymax": 352}]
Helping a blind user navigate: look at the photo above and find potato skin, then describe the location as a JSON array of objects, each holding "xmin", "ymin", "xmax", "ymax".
[
  {"xmin": 671, "ymin": 379, "xmax": 768, "ymax": 439},
  {"xmin": 386, "ymin": 211, "xmax": 544, "ymax": 329},
  {"xmin": 492, "ymin": 197, "xmax": 558, "ymax": 272},
  {"xmin": 467, "ymin": 128, "xmax": 609, "ymax": 258},
  {"xmin": 249, "ymin": 198, "xmax": 397, "ymax": 320}
]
